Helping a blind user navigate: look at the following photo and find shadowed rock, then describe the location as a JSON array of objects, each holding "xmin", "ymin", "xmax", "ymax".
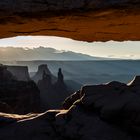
[
  {"xmin": 54, "ymin": 68, "xmax": 67, "ymax": 91},
  {"xmin": 37, "ymin": 68, "xmax": 69, "ymax": 109},
  {"xmin": 0, "ymin": 102, "xmax": 13, "ymax": 113},
  {"xmin": 2, "ymin": 74, "xmax": 140, "ymax": 139},
  {"xmin": 38, "ymin": 70, "xmax": 52, "ymax": 90},
  {"xmin": 63, "ymin": 90, "xmax": 81, "ymax": 109},
  {"xmin": 0, "ymin": 64, "xmax": 41, "ymax": 114},
  {"xmin": 32, "ymin": 64, "xmax": 56, "ymax": 83},
  {"xmin": 0, "ymin": 64, "xmax": 16, "ymax": 82},
  {"xmin": 128, "ymin": 76, "xmax": 140, "ymax": 86},
  {"xmin": 0, "ymin": 0, "xmax": 139, "ymax": 13},
  {"xmin": 7, "ymin": 65, "xmax": 30, "ymax": 81}
]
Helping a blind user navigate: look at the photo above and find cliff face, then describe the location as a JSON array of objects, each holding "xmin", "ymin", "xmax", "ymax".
[
  {"xmin": 32, "ymin": 64, "xmax": 56, "ymax": 83},
  {"xmin": 0, "ymin": 0, "xmax": 139, "ymax": 41},
  {"xmin": 0, "ymin": 65, "xmax": 40, "ymax": 114},
  {"xmin": 7, "ymin": 66, "xmax": 30, "ymax": 81},
  {"xmin": 0, "ymin": 81, "xmax": 41, "ymax": 114}
]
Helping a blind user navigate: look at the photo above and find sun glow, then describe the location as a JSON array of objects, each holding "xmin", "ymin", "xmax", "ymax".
[{"xmin": 0, "ymin": 36, "xmax": 140, "ymax": 59}]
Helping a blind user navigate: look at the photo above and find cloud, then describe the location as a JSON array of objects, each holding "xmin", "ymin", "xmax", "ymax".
[{"xmin": 0, "ymin": 46, "xmax": 107, "ymax": 61}]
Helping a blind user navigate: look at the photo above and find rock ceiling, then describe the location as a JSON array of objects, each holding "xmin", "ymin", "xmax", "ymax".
[{"xmin": 0, "ymin": 0, "xmax": 140, "ymax": 42}]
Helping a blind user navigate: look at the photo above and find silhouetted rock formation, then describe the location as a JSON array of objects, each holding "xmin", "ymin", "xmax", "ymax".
[
  {"xmin": 2, "ymin": 76, "xmax": 140, "ymax": 139},
  {"xmin": 0, "ymin": 64, "xmax": 16, "ymax": 82},
  {"xmin": 32, "ymin": 64, "xmax": 56, "ymax": 83},
  {"xmin": 128, "ymin": 75, "xmax": 140, "ymax": 86},
  {"xmin": 7, "ymin": 66, "xmax": 30, "ymax": 81},
  {"xmin": 0, "ymin": 64, "xmax": 40, "ymax": 114},
  {"xmin": 38, "ymin": 70, "xmax": 52, "ymax": 90},
  {"xmin": 54, "ymin": 68, "xmax": 67, "ymax": 91},
  {"xmin": 58, "ymin": 68, "xmax": 64, "ymax": 82},
  {"xmin": 38, "ymin": 67, "xmax": 69, "ymax": 109}
]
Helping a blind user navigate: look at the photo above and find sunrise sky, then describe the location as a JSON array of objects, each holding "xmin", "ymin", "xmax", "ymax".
[{"xmin": 0, "ymin": 36, "xmax": 140, "ymax": 59}]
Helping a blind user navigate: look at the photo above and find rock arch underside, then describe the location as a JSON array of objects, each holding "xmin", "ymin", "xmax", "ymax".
[
  {"xmin": 1, "ymin": 1, "xmax": 140, "ymax": 140},
  {"xmin": 0, "ymin": 0, "xmax": 140, "ymax": 42}
]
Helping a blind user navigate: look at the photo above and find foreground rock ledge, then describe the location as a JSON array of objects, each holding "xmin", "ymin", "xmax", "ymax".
[{"xmin": 1, "ymin": 76, "xmax": 140, "ymax": 140}]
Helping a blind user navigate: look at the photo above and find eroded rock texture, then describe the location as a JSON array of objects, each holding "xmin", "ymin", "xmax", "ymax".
[
  {"xmin": 7, "ymin": 66, "xmax": 30, "ymax": 81},
  {"xmin": 1, "ymin": 76, "xmax": 140, "ymax": 139},
  {"xmin": 0, "ymin": 0, "xmax": 139, "ymax": 41}
]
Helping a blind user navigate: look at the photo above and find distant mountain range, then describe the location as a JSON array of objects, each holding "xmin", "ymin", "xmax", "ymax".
[{"xmin": 0, "ymin": 47, "xmax": 109, "ymax": 61}]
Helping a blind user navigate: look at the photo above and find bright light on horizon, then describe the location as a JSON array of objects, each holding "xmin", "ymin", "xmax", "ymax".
[{"xmin": 0, "ymin": 36, "xmax": 140, "ymax": 59}]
